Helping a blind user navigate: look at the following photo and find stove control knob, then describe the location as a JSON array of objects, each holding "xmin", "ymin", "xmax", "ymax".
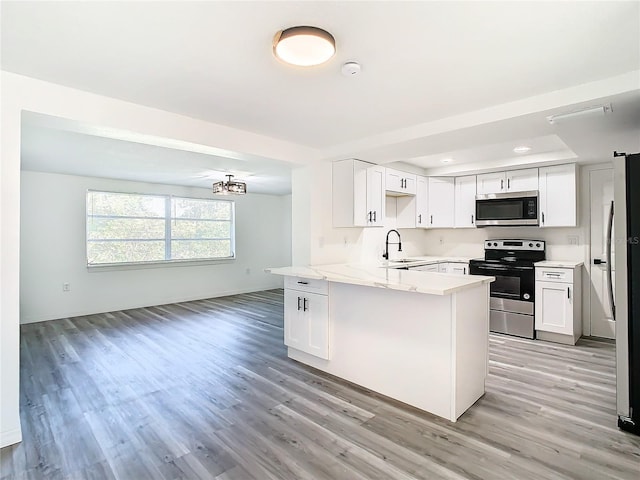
[
  {"xmin": 529, "ymin": 243, "xmax": 533, "ymax": 247},
  {"xmin": 523, "ymin": 293, "xmax": 531, "ymax": 300},
  {"xmin": 536, "ymin": 243, "xmax": 541, "ymax": 247},
  {"xmin": 493, "ymin": 242, "xmax": 498, "ymax": 246}
]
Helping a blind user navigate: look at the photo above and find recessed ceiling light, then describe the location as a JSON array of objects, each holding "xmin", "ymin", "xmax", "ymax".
[
  {"xmin": 273, "ymin": 26, "xmax": 336, "ymax": 67},
  {"xmin": 513, "ymin": 146, "xmax": 531, "ymax": 154},
  {"xmin": 441, "ymin": 158, "xmax": 453, "ymax": 163}
]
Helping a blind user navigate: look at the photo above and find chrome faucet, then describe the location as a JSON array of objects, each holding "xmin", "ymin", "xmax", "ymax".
[{"xmin": 382, "ymin": 229, "xmax": 402, "ymax": 260}]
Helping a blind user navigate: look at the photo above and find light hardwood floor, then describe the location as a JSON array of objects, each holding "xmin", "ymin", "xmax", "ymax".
[{"xmin": 1, "ymin": 289, "xmax": 639, "ymax": 479}]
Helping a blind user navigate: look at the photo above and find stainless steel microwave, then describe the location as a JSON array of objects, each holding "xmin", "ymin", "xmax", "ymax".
[{"xmin": 475, "ymin": 191, "xmax": 539, "ymax": 227}]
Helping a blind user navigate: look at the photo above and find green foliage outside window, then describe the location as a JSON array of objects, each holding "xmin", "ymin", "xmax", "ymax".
[{"xmin": 87, "ymin": 191, "xmax": 234, "ymax": 265}]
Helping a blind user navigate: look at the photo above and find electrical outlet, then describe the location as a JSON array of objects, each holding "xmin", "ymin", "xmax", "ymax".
[
  {"xmin": 245, "ymin": 268, "xmax": 251, "ymax": 274},
  {"xmin": 62, "ymin": 282, "xmax": 70, "ymax": 292},
  {"xmin": 568, "ymin": 235, "xmax": 579, "ymax": 245},
  {"xmin": 439, "ymin": 236, "xmax": 444, "ymax": 245}
]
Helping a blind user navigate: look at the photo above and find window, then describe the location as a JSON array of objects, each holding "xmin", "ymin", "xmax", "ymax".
[{"xmin": 86, "ymin": 191, "xmax": 234, "ymax": 266}]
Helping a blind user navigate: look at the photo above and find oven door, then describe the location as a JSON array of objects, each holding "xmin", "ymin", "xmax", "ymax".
[
  {"xmin": 475, "ymin": 192, "xmax": 538, "ymax": 226},
  {"xmin": 469, "ymin": 262, "xmax": 535, "ymax": 303}
]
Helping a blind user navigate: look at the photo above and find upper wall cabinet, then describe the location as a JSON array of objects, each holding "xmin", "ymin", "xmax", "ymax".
[
  {"xmin": 539, "ymin": 164, "xmax": 577, "ymax": 228},
  {"xmin": 476, "ymin": 168, "xmax": 539, "ymax": 195},
  {"xmin": 333, "ymin": 159, "xmax": 385, "ymax": 228},
  {"xmin": 427, "ymin": 177, "xmax": 455, "ymax": 228},
  {"xmin": 454, "ymin": 175, "xmax": 477, "ymax": 228},
  {"xmin": 386, "ymin": 168, "xmax": 417, "ymax": 195}
]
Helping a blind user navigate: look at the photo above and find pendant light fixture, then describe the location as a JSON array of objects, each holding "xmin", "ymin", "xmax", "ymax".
[
  {"xmin": 212, "ymin": 175, "xmax": 247, "ymax": 195},
  {"xmin": 273, "ymin": 26, "xmax": 336, "ymax": 67}
]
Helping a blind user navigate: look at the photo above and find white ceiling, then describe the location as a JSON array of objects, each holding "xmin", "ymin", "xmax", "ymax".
[{"xmin": 2, "ymin": 1, "xmax": 640, "ymax": 193}]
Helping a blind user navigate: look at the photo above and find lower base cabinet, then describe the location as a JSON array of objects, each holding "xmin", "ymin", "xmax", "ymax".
[
  {"xmin": 284, "ymin": 279, "xmax": 329, "ymax": 359},
  {"xmin": 534, "ymin": 266, "xmax": 581, "ymax": 345}
]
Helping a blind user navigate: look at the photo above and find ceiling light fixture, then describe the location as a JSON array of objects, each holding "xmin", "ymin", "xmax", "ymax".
[
  {"xmin": 213, "ymin": 175, "xmax": 247, "ymax": 195},
  {"xmin": 273, "ymin": 26, "xmax": 336, "ymax": 67},
  {"xmin": 513, "ymin": 146, "xmax": 531, "ymax": 154},
  {"xmin": 441, "ymin": 158, "xmax": 453, "ymax": 163},
  {"xmin": 546, "ymin": 104, "xmax": 612, "ymax": 125}
]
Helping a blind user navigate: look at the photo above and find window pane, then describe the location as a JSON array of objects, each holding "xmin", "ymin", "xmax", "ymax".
[
  {"xmin": 173, "ymin": 198, "xmax": 231, "ymax": 220},
  {"xmin": 171, "ymin": 240, "xmax": 232, "ymax": 260},
  {"xmin": 171, "ymin": 220, "xmax": 230, "ymax": 239},
  {"xmin": 87, "ymin": 218, "xmax": 165, "ymax": 240},
  {"xmin": 88, "ymin": 192, "xmax": 165, "ymax": 217},
  {"xmin": 87, "ymin": 241, "xmax": 165, "ymax": 264}
]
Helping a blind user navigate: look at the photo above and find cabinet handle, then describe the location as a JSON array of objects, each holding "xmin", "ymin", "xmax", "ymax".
[
  {"xmin": 297, "ymin": 281, "xmax": 309, "ymax": 285},
  {"xmin": 464, "ymin": 267, "xmax": 467, "ymax": 274},
  {"xmin": 430, "ymin": 215, "xmax": 433, "ymax": 224},
  {"xmin": 542, "ymin": 212, "xmax": 545, "ymax": 224},
  {"xmin": 418, "ymin": 214, "xmax": 422, "ymax": 224},
  {"xmin": 471, "ymin": 214, "xmax": 474, "ymax": 224},
  {"xmin": 368, "ymin": 211, "xmax": 372, "ymax": 223},
  {"xmin": 373, "ymin": 211, "xmax": 377, "ymax": 222},
  {"xmin": 297, "ymin": 296, "xmax": 301, "ymax": 311},
  {"xmin": 303, "ymin": 297, "xmax": 308, "ymax": 312},
  {"xmin": 507, "ymin": 178, "xmax": 510, "ymax": 189},
  {"xmin": 567, "ymin": 287, "xmax": 571, "ymax": 299},
  {"xmin": 501, "ymin": 179, "xmax": 504, "ymax": 190}
]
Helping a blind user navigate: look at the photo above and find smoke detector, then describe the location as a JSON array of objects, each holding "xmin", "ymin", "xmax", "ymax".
[{"xmin": 341, "ymin": 62, "xmax": 361, "ymax": 77}]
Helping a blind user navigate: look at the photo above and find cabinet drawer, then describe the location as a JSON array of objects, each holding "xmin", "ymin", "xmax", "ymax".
[
  {"xmin": 535, "ymin": 267, "xmax": 573, "ymax": 283},
  {"xmin": 284, "ymin": 276, "xmax": 329, "ymax": 295}
]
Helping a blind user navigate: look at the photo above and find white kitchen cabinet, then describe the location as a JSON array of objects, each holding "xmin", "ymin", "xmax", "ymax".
[
  {"xmin": 535, "ymin": 266, "xmax": 582, "ymax": 345},
  {"xmin": 415, "ymin": 176, "xmax": 429, "ymax": 228},
  {"xmin": 507, "ymin": 168, "xmax": 538, "ymax": 192},
  {"xmin": 476, "ymin": 168, "xmax": 538, "ymax": 195},
  {"xmin": 539, "ymin": 164, "xmax": 577, "ymax": 227},
  {"xmin": 386, "ymin": 168, "xmax": 417, "ymax": 195},
  {"xmin": 448, "ymin": 262, "xmax": 469, "ymax": 275},
  {"xmin": 476, "ymin": 172, "xmax": 506, "ymax": 195},
  {"xmin": 332, "ymin": 159, "xmax": 385, "ymax": 227},
  {"xmin": 427, "ymin": 177, "xmax": 455, "ymax": 228},
  {"xmin": 410, "ymin": 264, "xmax": 439, "ymax": 272},
  {"xmin": 284, "ymin": 279, "xmax": 329, "ymax": 359},
  {"xmin": 454, "ymin": 175, "xmax": 476, "ymax": 228}
]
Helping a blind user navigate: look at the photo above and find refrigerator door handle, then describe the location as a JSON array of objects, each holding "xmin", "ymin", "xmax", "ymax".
[{"xmin": 607, "ymin": 200, "xmax": 616, "ymax": 320}]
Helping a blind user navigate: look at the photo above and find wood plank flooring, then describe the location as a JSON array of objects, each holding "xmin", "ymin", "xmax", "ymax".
[{"xmin": 1, "ymin": 289, "xmax": 639, "ymax": 479}]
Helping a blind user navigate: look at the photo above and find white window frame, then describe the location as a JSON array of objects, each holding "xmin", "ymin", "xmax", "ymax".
[{"xmin": 86, "ymin": 190, "xmax": 236, "ymax": 268}]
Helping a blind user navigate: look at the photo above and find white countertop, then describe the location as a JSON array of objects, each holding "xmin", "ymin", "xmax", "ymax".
[
  {"xmin": 266, "ymin": 264, "xmax": 494, "ymax": 296},
  {"xmin": 384, "ymin": 255, "xmax": 476, "ymax": 268},
  {"xmin": 535, "ymin": 260, "xmax": 584, "ymax": 268}
]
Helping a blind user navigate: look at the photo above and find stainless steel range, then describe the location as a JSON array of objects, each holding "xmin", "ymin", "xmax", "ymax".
[{"xmin": 469, "ymin": 239, "xmax": 545, "ymax": 339}]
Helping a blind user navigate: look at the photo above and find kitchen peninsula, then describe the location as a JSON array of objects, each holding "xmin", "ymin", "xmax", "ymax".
[{"xmin": 267, "ymin": 264, "xmax": 494, "ymax": 422}]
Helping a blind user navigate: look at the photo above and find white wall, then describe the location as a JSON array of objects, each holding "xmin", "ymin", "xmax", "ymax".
[
  {"xmin": 20, "ymin": 171, "xmax": 290, "ymax": 324},
  {"xmin": 2, "ymin": 71, "xmax": 309, "ymax": 447}
]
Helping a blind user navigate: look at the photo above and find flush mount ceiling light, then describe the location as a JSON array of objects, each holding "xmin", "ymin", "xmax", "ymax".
[
  {"xmin": 441, "ymin": 158, "xmax": 453, "ymax": 163},
  {"xmin": 513, "ymin": 146, "xmax": 531, "ymax": 154},
  {"xmin": 273, "ymin": 26, "xmax": 336, "ymax": 67},
  {"xmin": 212, "ymin": 175, "xmax": 247, "ymax": 195},
  {"xmin": 546, "ymin": 104, "xmax": 612, "ymax": 125}
]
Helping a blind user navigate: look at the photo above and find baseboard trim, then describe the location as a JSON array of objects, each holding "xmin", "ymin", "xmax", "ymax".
[
  {"xmin": 1, "ymin": 427, "xmax": 22, "ymax": 448},
  {"xmin": 20, "ymin": 284, "xmax": 284, "ymax": 325}
]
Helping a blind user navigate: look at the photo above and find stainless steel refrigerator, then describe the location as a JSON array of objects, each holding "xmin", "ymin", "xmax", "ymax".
[{"xmin": 614, "ymin": 151, "xmax": 640, "ymax": 435}]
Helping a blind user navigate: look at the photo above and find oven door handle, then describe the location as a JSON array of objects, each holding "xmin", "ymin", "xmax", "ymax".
[{"xmin": 472, "ymin": 264, "xmax": 533, "ymax": 272}]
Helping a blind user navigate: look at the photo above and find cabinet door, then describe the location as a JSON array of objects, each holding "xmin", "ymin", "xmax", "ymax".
[
  {"xmin": 539, "ymin": 164, "xmax": 577, "ymax": 227},
  {"xmin": 367, "ymin": 165, "xmax": 385, "ymax": 226},
  {"xmin": 415, "ymin": 176, "xmax": 428, "ymax": 228},
  {"xmin": 427, "ymin": 177, "xmax": 455, "ymax": 228},
  {"xmin": 410, "ymin": 264, "xmax": 439, "ymax": 272},
  {"xmin": 476, "ymin": 172, "xmax": 505, "ymax": 194},
  {"xmin": 284, "ymin": 290, "xmax": 329, "ymax": 359},
  {"xmin": 303, "ymin": 292, "xmax": 329, "ymax": 359},
  {"xmin": 535, "ymin": 281, "xmax": 573, "ymax": 335},
  {"xmin": 284, "ymin": 289, "xmax": 306, "ymax": 351},
  {"xmin": 454, "ymin": 175, "xmax": 476, "ymax": 228},
  {"xmin": 402, "ymin": 174, "xmax": 417, "ymax": 195},
  {"xmin": 385, "ymin": 168, "xmax": 403, "ymax": 193},
  {"xmin": 449, "ymin": 263, "xmax": 469, "ymax": 275},
  {"xmin": 506, "ymin": 168, "xmax": 538, "ymax": 192}
]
